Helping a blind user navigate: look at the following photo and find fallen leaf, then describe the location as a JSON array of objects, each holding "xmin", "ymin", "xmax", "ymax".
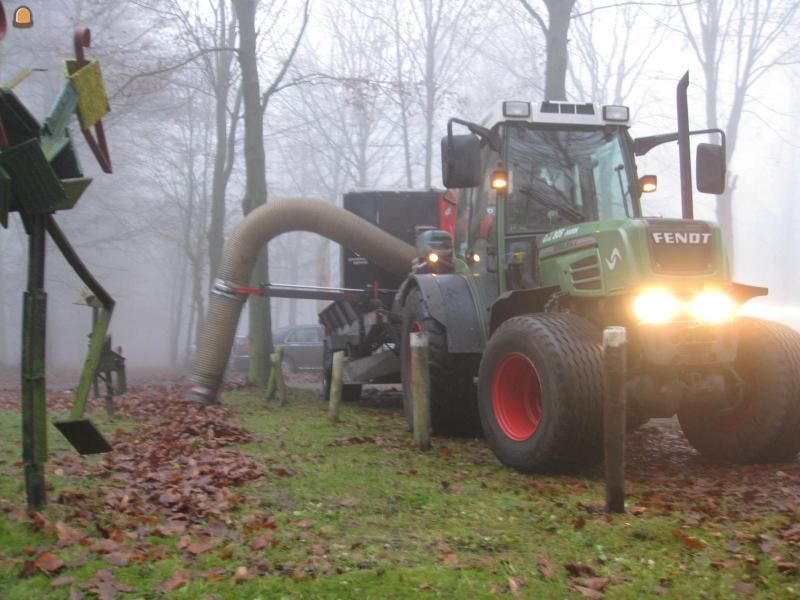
[
  {"xmin": 187, "ymin": 540, "xmax": 212, "ymax": 556},
  {"xmin": 564, "ymin": 563, "xmax": 598, "ymax": 577},
  {"xmin": 536, "ymin": 554, "xmax": 557, "ymax": 579},
  {"xmin": 55, "ymin": 522, "xmax": 86, "ymax": 547},
  {"xmin": 51, "ymin": 575, "xmax": 76, "ymax": 587},
  {"xmin": 35, "ymin": 552, "xmax": 65, "ymax": 574},
  {"xmin": 159, "ymin": 571, "xmax": 189, "ymax": 592},
  {"xmin": 571, "ymin": 585, "xmax": 604, "ymax": 599},
  {"xmin": 508, "ymin": 576, "xmax": 525, "ymax": 597},
  {"xmin": 89, "ymin": 539, "xmax": 120, "ymax": 554},
  {"xmin": 232, "ymin": 565, "xmax": 253, "ymax": 582},
  {"xmin": 777, "ymin": 562, "xmax": 799, "ymax": 575},
  {"xmin": 672, "ymin": 530, "xmax": 703, "ymax": 550},
  {"xmin": 733, "ymin": 582, "xmax": 756, "ymax": 595},
  {"xmin": 105, "ymin": 551, "xmax": 133, "ymax": 567},
  {"xmin": 292, "ymin": 519, "xmax": 314, "ymax": 529},
  {"xmin": 573, "ymin": 517, "xmax": 587, "ymax": 531}
]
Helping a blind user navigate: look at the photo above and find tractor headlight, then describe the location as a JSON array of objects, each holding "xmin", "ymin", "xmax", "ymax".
[
  {"xmin": 688, "ymin": 291, "xmax": 736, "ymax": 323},
  {"xmin": 632, "ymin": 288, "xmax": 679, "ymax": 324}
]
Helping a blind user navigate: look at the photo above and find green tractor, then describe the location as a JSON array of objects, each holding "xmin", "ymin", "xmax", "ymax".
[{"xmin": 399, "ymin": 73, "xmax": 800, "ymax": 472}]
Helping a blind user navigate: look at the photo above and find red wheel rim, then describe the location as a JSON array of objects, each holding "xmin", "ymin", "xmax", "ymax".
[{"xmin": 491, "ymin": 352, "xmax": 543, "ymax": 442}]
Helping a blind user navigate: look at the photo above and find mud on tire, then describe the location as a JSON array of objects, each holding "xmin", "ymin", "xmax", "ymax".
[
  {"xmin": 678, "ymin": 317, "xmax": 800, "ymax": 462},
  {"xmin": 401, "ymin": 287, "xmax": 481, "ymax": 437},
  {"xmin": 478, "ymin": 313, "xmax": 604, "ymax": 473}
]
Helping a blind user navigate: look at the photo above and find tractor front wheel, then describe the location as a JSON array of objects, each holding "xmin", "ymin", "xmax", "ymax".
[
  {"xmin": 478, "ymin": 313, "xmax": 604, "ymax": 473},
  {"xmin": 678, "ymin": 317, "xmax": 800, "ymax": 462}
]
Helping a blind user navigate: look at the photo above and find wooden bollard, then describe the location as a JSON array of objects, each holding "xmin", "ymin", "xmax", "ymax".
[
  {"xmin": 410, "ymin": 331, "xmax": 431, "ymax": 451},
  {"xmin": 272, "ymin": 347, "xmax": 288, "ymax": 406},
  {"xmin": 603, "ymin": 326, "xmax": 627, "ymax": 514},
  {"xmin": 328, "ymin": 350, "xmax": 344, "ymax": 422}
]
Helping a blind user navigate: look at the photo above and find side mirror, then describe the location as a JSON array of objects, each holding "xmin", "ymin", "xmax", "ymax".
[
  {"xmin": 696, "ymin": 143, "xmax": 726, "ymax": 194},
  {"xmin": 441, "ymin": 134, "xmax": 481, "ymax": 189}
]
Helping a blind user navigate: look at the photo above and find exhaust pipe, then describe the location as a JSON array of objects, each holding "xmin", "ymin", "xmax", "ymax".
[{"xmin": 187, "ymin": 197, "xmax": 416, "ymax": 404}]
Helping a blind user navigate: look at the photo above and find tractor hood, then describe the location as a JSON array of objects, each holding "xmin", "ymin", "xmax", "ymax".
[{"xmin": 537, "ymin": 218, "xmax": 730, "ymax": 296}]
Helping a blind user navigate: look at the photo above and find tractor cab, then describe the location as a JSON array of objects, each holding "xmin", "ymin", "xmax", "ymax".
[{"xmin": 442, "ymin": 100, "xmax": 644, "ymax": 296}]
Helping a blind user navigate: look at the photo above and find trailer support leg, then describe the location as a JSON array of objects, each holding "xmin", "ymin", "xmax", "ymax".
[{"xmin": 21, "ymin": 215, "xmax": 48, "ymax": 510}]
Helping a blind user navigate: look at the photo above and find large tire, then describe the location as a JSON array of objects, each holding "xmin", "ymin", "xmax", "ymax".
[
  {"xmin": 401, "ymin": 287, "xmax": 481, "ymax": 436},
  {"xmin": 322, "ymin": 340, "xmax": 362, "ymax": 403},
  {"xmin": 478, "ymin": 313, "xmax": 604, "ymax": 473},
  {"xmin": 678, "ymin": 317, "xmax": 800, "ymax": 462}
]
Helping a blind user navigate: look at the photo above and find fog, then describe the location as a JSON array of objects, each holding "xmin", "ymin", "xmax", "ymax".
[{"xmin": 0, "ymin": 0, "xmax": 798, "ymax": 376}]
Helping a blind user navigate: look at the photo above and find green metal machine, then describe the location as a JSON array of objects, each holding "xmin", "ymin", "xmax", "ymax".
[
  {"xmin": 399, "ymin": 72, "xmax": 800, "ymax": 472},
  {"xmin": 0, "ymin": 2, "xmax": 122, "ymax": 508}
]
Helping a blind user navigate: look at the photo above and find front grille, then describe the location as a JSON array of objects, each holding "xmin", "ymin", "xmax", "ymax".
[{"xmin": 645, "ymin": 219, "xmax": 715, "ymax": 275}]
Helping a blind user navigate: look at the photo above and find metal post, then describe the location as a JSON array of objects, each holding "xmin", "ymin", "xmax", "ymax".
[
  {"xmin": 603, "ymin": 326, "xmax": 627, "ymax": 514},
  {"xmin": 328, "ymin": 351, "xmax": 344, "ymax": 422},
  {"xmin": 410, "ymin": 331, "xmax": 431, "ymax": 451},
  {"xmin": 21, "ymin": 215, "xmax": 48, "ymax": 509}
]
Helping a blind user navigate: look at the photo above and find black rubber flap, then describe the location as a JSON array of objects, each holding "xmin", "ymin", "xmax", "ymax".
[{"xmin": 53, "ymin": 419, "xmax": 113, "ymax": 455}]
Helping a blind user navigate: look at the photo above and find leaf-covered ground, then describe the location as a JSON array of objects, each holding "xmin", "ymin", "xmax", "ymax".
[{"xmin": 0, "ymin": 381, "xmax": 799, "ymax": 599}]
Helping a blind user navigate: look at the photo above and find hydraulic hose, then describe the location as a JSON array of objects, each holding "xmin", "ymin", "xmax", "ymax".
[{"xmin": 187, "ymin": 197, "xmax": 416, "ymax": 403}]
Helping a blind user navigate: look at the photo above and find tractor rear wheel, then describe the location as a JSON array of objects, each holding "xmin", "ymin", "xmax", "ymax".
[
  {"xmin": 401, "ymin": 287, "xmax": 481, "ymax": 436},
  {"xmin": 478, "ymin": 313, "xmax": 604, "ymax": 473},
  {"xmin": 678, "ymin": 317, "xmax": 800, "ymax": 462}
]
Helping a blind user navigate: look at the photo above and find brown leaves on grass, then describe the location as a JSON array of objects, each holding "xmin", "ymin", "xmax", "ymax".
[
  {"xmin": 67, "ymin": 386, "xmax": 263, "ymax": 522},
  {"xmin": 34, "ymin": 551, "xmax": 65, "ymax": 574},
  {"xmin": 55, "ymin": 522, "xmax": 86, "ymax": 547},
  {"xmin": 672, "ymin": 529, "xmax": 704, "ymax": 550}
]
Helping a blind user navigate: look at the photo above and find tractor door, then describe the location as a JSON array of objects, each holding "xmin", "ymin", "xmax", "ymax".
[{"xmin": 458, "ymin": 142, "xmax": 503, "ymax": 311}]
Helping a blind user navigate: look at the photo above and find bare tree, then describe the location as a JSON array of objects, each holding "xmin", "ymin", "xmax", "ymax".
[
  {"xmin": 232, "ymin": 0, "xmax": 310, "ymax": 387},
  {"xmin": 518, "ymin": 0, "xmax": 578, "ymax": 100},
  {"xmin": 678, "ymin": 0, "xmax": 800, "ymax": 268}
]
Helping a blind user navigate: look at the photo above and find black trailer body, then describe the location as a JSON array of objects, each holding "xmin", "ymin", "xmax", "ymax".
[{"xmin": 319, "ymin": 190, "xmax": 442, "ymax": 398}]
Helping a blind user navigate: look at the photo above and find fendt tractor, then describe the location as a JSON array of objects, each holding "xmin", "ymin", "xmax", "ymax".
[{"xmin": 320, "ymin": 72, "xmax": 800, "ymax": 473}]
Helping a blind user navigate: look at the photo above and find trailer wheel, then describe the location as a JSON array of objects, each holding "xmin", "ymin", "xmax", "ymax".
[
  {"xmin": 678, "ymin": 317, "xmax": 800, "ymax": 462},
  {"xmin": 322, "ymin": 341, "xmax": 362, "ymax": 403},
  {"xmin": 478, "ymin": 313, "xmax": 604, "ymax": 473},
  {"xmin": 401, "ymin": 287, "xmax": 481, "ymax": 436}
]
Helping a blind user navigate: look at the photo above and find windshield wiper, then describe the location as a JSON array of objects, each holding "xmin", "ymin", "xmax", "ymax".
[{"xmin": 518, "ymin": 185, "xmax": 585, "ymax": 223}]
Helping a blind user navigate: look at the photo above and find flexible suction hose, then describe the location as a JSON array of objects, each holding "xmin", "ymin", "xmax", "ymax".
[{"xmin": 187, "ymin": 197, "xmax": 416, "ymax": 403}]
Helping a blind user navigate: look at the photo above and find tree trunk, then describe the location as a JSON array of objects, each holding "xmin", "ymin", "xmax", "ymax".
[
  {"xmin": 543, "ymin": 0, "xmax": 575, "ymax": 101},
  {"xmin": 207, "ymin": 0, "xmax": 237, "ymax": 286},
  {"xmin": 233, "ymin": 0, "xmax": 273, "ymax": 387},
  {"xmin": 423, "ymin": 0, "xmax": 436, "ymax": 188}
]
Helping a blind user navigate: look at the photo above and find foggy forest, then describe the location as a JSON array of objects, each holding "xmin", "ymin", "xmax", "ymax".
[
  {"xmin": 5, "ymin": 1, "xmax": 800, "ymax": 598},
  {"xmin": 1, "ymin": 0, "xmax": 798, "ymax": 378}
]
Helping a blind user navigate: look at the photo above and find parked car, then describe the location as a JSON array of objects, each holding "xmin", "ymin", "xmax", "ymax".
[
  {"xmin": 229, "ymin": 325, "xmax": 324, "ymax": 374},
  {"xmin": 274, "ymin": 324, "xmax": 324, "ymax": 372}
]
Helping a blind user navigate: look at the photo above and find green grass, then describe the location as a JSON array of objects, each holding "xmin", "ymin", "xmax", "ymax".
[{"xmin": 0, "ymin": 388, "xmax": 798, "ymax": 598}]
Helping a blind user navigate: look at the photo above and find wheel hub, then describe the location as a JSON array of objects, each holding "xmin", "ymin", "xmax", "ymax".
[{"xmin": 491, "ymin": 352, "xmax": 543, "ymax": 442}]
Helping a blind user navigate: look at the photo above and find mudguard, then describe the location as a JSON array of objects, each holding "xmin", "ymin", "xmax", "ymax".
[
  {"xmin": 396, "ymin": 273, "xmax": 484, "ymax": 353},
  {"xmin": 489, "ymin": 286, "xmax": 560, "ymax": 336}
]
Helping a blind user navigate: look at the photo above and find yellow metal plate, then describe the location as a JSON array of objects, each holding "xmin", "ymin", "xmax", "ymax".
[{"xmin": 65, "ymin": 60, "xmax": 109, "ymax": 129}]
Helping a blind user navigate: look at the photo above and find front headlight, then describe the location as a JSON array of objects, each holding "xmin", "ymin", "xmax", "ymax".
[
  {"xmin": 632, "ymin": 288, "xmax": 680, "ymax": 324},
  {"xmin": 632, "ymin": 288, "xmax": 738, "ymax": 324},
  {"xmin": 688, "ymin": 291, "xmax": 737, "ymax": 323}
]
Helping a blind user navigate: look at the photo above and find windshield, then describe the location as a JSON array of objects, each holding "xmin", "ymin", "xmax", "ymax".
[{"xmin": 505, "ymin": 126, "xmax": 634, "ymax": 233}]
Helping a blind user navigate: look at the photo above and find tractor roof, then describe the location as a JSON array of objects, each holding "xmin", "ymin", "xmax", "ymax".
[{"xmin": 482, "ymin": 100, "xmax": 631, "ymax": 129}]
